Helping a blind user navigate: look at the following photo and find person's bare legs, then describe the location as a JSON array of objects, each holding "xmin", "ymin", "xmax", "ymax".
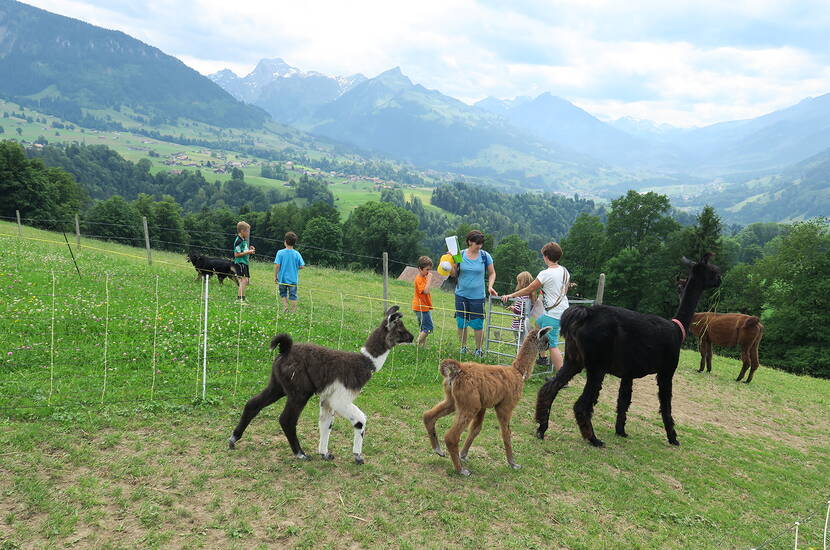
[
  {"xmin": 457, "ymin": 327, "xmax": 468, "ymax": 351},
  {"xmin": 473, "ymin": 329, "xmax": 484, "ymax": 351},
  {"xmin": 238, "ymin": 277, "xmax": 248, "ymax": 299},
  {"xmin": 290, "ymin": 298, "xmax": 298, "ymax": 313},
  {"xmin": 550, "ymin": 346, "xmax": 564, "ymax": 373}
]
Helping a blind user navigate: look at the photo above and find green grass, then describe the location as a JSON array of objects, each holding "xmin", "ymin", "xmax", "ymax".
[{"xmin": 1, "ymin": 220, "xmax": 829, "ymax": 549}]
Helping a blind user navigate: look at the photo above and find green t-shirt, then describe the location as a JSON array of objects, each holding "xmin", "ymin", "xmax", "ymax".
[{"xmin": 233, "ymin": 236, "xmax": 249, "ymax": 264}]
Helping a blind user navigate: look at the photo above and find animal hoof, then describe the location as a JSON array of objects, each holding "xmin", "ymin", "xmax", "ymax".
[
  {"xmin": 669, "ymin": 438, "xmax": 681, "ymax": 446},
  {"xmin": 433, "ymin": 447, "xmax": 446, "ymax": 457},
  {"xmin": 354, "ymin": 454, "xmax": 364, "ymax": 465},
  {"xmin": 295, "ymin": 452, "xmax": 309, "ymax": 460},
  {"xmin": 509, "ymin": 463, "xmax": 522, "ymax": 470},
  {"xmin": 458, "ymin": 469, "xmax": 471, "ymax": 477},
  {"xmin": 535, "ymin": 428, "xmax": 546, "ymax": 440},
  {"xmin": 320, "ymin": 453, "xmax": 335, "ymax": 461},
  {"xmin": 460, "ymin": 453, "xmax": 468, "ymax": 461},
  {"xmin": 227, "ymin": 436, "xmax": 237, "ymax": 450},
  {"xmin": 616, "ymin": 430, "xmax": 628, "ymax": 438},
  {"xmin": 588, "ymin": 437, "xmax": 605, "ymax": 447}
]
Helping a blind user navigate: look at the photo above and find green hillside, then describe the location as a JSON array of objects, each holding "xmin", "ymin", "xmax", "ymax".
[
  {"xmin": 0, "ymin": 0, "xmax": 266, "ymax": 128},
  {"xmin": 1, "ymin": 221, "xmax": 828, "ymax": 549},
  {"xmin": 0, "ymin": 98, "xmax": 447, "ymax": 217}
]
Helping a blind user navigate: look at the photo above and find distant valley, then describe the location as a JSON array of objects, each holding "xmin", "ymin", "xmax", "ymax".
[{"xmin": 1, "ymin": 0, "xmax": 829, "ymax": 223}]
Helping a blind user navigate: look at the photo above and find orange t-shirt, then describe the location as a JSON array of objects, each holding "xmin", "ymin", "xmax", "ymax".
[{"xmin": 412, "ymin": 274, "xmax": 433, "ymax": 312}]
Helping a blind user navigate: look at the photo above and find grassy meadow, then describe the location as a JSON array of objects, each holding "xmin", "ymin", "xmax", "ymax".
[{"xmin": 1, "ymin": 220, "xmax": 829, "ymax": 549}]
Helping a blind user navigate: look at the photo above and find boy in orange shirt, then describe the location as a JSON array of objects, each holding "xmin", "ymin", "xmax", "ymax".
[{"xmin": 412, "ymin": 256, "xmax": 434, "ymax": 346}]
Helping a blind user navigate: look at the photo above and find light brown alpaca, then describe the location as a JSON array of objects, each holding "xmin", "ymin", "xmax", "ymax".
[
  {"xmin": 691, "ymin": 312, "xmax": 764, "ymax": 383},
  {"xmin": 423, "ymin": 327, "xmax": 551, "ymax": 476}
]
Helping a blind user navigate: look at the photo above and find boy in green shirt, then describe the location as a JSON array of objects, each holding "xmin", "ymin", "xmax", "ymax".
[{"xmin": 233, "ymin": 221, "xmax": 255, "ymax": 303}]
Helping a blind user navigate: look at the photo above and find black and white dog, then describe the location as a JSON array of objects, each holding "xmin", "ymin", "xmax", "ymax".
[{"xmin": 186, "ymin": 251, "xmax": 240, "ymax": 285}]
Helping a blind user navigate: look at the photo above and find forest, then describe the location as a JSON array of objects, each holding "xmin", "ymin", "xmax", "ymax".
[{"xmin": 2, "ymin": 139, "xmax": 828, "ymax": 377}]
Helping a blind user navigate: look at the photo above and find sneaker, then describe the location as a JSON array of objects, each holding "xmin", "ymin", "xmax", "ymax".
[
  {"xmin": 459, "ymin": 346, "xmax": 468, "ymax": 355},
  {"xmin": 472, "ymin": 349, "xmax": 484, "ymax": 358}
]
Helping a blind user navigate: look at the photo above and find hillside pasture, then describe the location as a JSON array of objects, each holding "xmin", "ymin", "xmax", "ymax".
[{"xmin": 0, "ymin": 221, "xmax": 829, "ymax": 549}]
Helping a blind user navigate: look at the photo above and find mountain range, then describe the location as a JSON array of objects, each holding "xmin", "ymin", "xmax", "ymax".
[
  {"xmin": 0, "ymin": 0, "xmax": 266, "ymax": 128},
  {"xmin": 210, "ymin": 59, "xmax": 366, "ymax": 124},
  {"xmin": 2, "ymin": 0, "xmax": 830, "ymax": 222}
]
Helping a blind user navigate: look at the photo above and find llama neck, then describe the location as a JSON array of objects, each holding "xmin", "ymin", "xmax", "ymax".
[
  {"xmin": 674, "ymin": 278, "xmax": 705, "ymax": 330},
  {"xmin": 362, "ymin": 327, "xmax": 391, "ymax": 372},
  {"xmin": 511, "ymin": 344, "xmax": 539, "ymax": 379}
]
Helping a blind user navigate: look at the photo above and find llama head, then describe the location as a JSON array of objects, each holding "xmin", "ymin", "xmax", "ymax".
[
  {"xmin": 524, "ymin": 327, "xmax": 552, "ymax": 355},
  {"xmin": 681, "ymin": 253, "xmax": 721, "ymax": 291},
  {"xmin": 382, "ymin": 305, "xmax": 415, "ymax": 347}
]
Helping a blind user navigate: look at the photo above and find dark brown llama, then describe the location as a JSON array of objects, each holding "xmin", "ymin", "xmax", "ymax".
[
  {"xmin": 423, "ymin": 327, "xmax": 551, "ymax": 476},
  {"xmin": 691, "ymin": 312, "xmax": 764, "ymax": 383},
  {"xmin": 228, "ymin": 306, "xmax": 413, "ymax": 464},
  {"xmin": 535, "ymin": 254, "xmax": 721, "ymax": 447}
]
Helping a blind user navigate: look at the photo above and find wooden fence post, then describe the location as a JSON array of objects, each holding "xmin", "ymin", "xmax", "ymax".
[
  {"xmin": 16, "ymin": 210, "xmax": 21, "ymax": 237},
  {"xmin": 382, "ymin": 252, "xmax": 389, "ymax": 312},
  {"xmin": 595, "ymin": 273, "xmax": 606, "ymax": 305},
  {"xmin": 74, "ymin": 214, "xmax": 81, "ymax": 248},
  {"xmin": 142, "ymin": 216, "xmax": 152, "ymax": 265}
]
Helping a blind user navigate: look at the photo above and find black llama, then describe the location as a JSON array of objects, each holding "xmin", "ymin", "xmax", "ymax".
[{"xmin": 535, "ymin": 254, "xmax": 721, "ymax": 447}]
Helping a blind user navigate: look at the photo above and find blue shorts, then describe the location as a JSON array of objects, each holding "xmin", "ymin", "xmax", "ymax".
[
  {"xmin": 415, "ymin": 310, "xmax": 433, "ymax": 333},
  {"xmin": 455, "ymin": 295, "xmax": 485, "ymax": 330},
  {"xmin": 536, "ymin": 315, "xmax": 561, "ymax": 348},
  {"xmin": 278, "ymin": 283, "xmax": 298, "ymax": 300}
]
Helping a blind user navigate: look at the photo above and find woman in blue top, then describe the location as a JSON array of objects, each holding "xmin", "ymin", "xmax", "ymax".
[{"xmin": 450, "ymin": 230, "xmax": 497, "ymax": 357}]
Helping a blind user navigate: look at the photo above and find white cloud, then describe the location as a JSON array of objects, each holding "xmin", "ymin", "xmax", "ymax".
[{"xmin": 19, "ymin": 0, "xmax": 830, "ymax": 126}]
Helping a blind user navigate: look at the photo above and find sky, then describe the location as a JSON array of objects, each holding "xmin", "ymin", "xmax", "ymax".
[{"xmin": 21, "ymin": 0, "xmax": 830, "ymax": 127}]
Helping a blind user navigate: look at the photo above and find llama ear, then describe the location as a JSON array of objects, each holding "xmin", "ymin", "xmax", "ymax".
[
  {"xmin": 386, "ymin": 311, "xmax": 403, "ymax": 329},
  {"xmin": 701, "ymin": 252, "xmax": 714, "ymax": 264},
  {"xmin": 384, "ymin": 305, "xmax": 400, "ymax": 317},
  {"xmin": 538, "ymin": 326, "xmax": 552, "ymax": 339},
  {"xmin": 680, "ymin": 256, "xmax": 695, "ymax": 267}
]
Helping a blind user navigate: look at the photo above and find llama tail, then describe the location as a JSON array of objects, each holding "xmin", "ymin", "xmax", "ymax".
[
  {"xmin": 269, "ymin": 333, "xmax": 293, "ymax": 354},
  {"xmin": 439, "ymin": 358, "xmax": 461, "ymax": 379},
  {"xmin": 743, "ymin": 316, "xmax": 760, "ymax": 329}
]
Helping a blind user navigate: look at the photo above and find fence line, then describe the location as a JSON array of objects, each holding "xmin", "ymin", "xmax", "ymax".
[
  {"xmin": 151, "ymin": 275, "xmax": 159, "ymax": 401},
  {"xmin": 49, "ymin": 271, "xmax": 56, "ymax": 403},
  {"xmin": 100, "ymin": 273, "xmax": 110, "ymax": 404},
  {"xmin": 751, "ymin": 496, "xmax": 830, "ymax": 550}
]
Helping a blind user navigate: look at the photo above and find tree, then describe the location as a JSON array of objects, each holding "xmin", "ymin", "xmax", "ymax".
[
  {"xmin": 492, "ymin": 234, "xmax": 540, "ymax": 295},
  {"xmin": 685, "ymin": 205, "xmax": 723, "ymax": 264},
  {"xmin": 561, "ymin": 213, "xmax": 607, "ymax": 298},
  {"xmin": 343, "ymin": 202, "xmax": 422, "ymax": 271},
  {"xmin": 380, "ymin": 188, "xmax": 405, "ymax": 208},
  {"xmin": 84, "ymin": 196, "xmax": 142, "ymax": 242},
  {"xmin": 302, "ymin": 217, "xmax": 343, "ymax": 268},
  {"xmin": 151, "ymin": 196, "xmax": 187, "ymax": 251},
  {"xmin": 606, "ymin": 190, "xmax": 678, "ymax": 255},
  {"xmin": 0, "ymin": 140, "xmax": 82, "ymax": 230},
  {"xmin": 756, "ymin": 220, "xmax": 830, "ymax": 377}
]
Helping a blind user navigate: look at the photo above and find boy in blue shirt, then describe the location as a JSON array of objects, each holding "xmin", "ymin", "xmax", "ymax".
[{"xmin": 274, "ymin": 231, "xmax": 305, "ymax": 313}]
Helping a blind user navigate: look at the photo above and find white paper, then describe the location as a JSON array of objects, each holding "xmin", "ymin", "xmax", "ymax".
[{"xmin": 445, "ymin": 235, "xmax": 459, "ymax": 255}]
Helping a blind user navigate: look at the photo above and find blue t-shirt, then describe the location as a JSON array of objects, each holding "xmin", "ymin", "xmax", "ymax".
[
  {"xmin": 455, "ymin": 248, "xmax": 492, "ymax": 299},
  {"xmin": 274, "ymin": 248, "xmax": 305, "ymax": 285}
]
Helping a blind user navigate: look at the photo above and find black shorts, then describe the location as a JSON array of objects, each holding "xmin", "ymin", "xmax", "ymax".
[{"xmin": 234, "ymin": 263, "xmax": 250, "ymax": 278}]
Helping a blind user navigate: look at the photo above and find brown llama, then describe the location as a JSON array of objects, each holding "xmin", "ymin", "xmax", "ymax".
[
  {"xmin": 535, "ymin": 254, "xmax": 721, "ymax": 447},
  {"xmin": 423, "ymin": 327, "xmax": 551, "ymax": 476},
  {"xmin": 691, "ymin": 312, "xmax": 764, "ymax": 383}
]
